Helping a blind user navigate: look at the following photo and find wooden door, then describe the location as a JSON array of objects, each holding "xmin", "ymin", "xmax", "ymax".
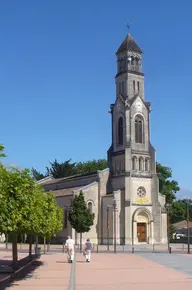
[{"xmin": 137, "ymin": 223, "xmax": 146, "ymax": 242}]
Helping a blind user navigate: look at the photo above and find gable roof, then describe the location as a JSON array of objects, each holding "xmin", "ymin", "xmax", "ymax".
[
  {"xmin": 172, "ymin": 220, "xmax": 192, "ymax": 229},
  {"xmin": 116, "ymin": 33, "xmax": 142, "ymax": 55},
  {"xmin": 41, "ymin": 171, "xmax": 99, "ymax": 192},
  {"xmin": 129, "ymin": 94, "xmax": 151, "ymax": 110}
]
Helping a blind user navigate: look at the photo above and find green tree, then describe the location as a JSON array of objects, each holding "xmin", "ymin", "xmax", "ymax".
[
  {"xmin": 0, "ymin": 166, "xmax": 37, "ymax": 267},
  {"xmin": 156, "ymin": 162, "xmax": 180, "ymax": 204},
  {"xmin": 75, "ymin": 159, "xmax": 108, "ymax": 174},
  {"xmin": 46, "ymin": 159, "xmax": 76, "ymax": 178},
  {"xmin": 68, "ymin": 191, "xmax": 94, "ymax": 251},
  {"xmin": 31, "ymin": 167, "xmax": 46, "ymax": 181},
  {"xmin": 39, "ymin": 193, "xmax": 63, "ymax": 247},
  {"xmin": 0, "ymin": 144, "xmax": 6, "ymax": 158},
  {"xmin": 32, "ymin": 158, "xmax": 108, "ymax": 180},
  {"xmin": 170, "ymin": 200, "xmax": 185, "ymax": 224}
]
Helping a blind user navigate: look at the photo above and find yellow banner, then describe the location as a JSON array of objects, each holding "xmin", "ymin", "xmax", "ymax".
[{"xmin": 136, "ymin": 198, "xmax": 149, "ymax": 203}]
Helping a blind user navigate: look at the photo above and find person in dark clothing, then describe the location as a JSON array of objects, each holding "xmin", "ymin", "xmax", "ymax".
[{"xmin": 84, "ymin": 238, "xmax": 92, "ymax": 262}]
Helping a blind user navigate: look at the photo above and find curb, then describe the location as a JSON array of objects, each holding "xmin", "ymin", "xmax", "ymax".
[{"xmin": 0, "ymin": 256, "xmax": 38, "ymax": 286}]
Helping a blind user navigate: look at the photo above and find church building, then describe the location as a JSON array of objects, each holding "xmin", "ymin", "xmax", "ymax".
[{"xmin": 38, "ymin": 32, "xmax": 167, "ymax": 245}]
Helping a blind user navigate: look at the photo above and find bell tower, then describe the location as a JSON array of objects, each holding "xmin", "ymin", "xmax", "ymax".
[
  {"xmin": 108, "ymin": 32, "xmax": 156, "ymax": 187},
  {"xmin": 115, "ymin": 33, "xmax": 144, "ymax": 101},
  {"xmin": 107, "ymin": 31, "xmax": 167, "ymax": 245}
]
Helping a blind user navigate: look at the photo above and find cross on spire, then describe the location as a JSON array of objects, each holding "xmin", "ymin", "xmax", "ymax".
[{"xmin": 127, "ymin": 21, "xmax": 130, "ymax": 34}]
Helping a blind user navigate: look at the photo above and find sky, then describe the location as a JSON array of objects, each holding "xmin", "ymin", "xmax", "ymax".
[{"xmin": 0, "ymin": 0, "xmax": 192, "ymax": 197}]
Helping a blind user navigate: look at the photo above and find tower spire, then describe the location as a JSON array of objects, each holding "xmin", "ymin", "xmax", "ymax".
[{"xmin": 126, "ymin": 21, "xmax": 130, "ymax": 34}]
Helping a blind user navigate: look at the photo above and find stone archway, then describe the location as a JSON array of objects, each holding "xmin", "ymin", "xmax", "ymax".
[{"xmin": 132, "ymin": 208, "xmax": 153, "ymax": 244}]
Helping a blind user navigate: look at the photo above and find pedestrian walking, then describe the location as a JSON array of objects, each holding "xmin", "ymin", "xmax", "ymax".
[
  {"xmin": 65, "ymin": 236, "xmax": 75, "ymax": 263},
  {"xmin": 84, "ymin": 238, "xmax": 92, "ymax": 263}
]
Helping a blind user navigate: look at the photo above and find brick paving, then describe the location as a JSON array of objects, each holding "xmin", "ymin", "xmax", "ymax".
[
  {"xmin": 2, "ymin": 253, "xmax": 71, "ymax": 290},
  {"xmin": 1, "ymin": 251, "xmax": 192, "ymax": 289},
  {"xmin": 76, "ymin": 253, "xmax": 192, "ymax": 290}
]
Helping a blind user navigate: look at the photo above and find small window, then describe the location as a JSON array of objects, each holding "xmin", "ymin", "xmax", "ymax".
[
  {"xmin": 139, "ymin": 157, "xmax": 143, "ymax": 171},
  {"xmin": 135, "ymin": 115, "xmax": 144, "ymax": 144},
  {"xmin": 87, "ymin": 201, "xmax": 93, "ymax": 214},
  {"xmin": 133, "ymin": 81, "xmax": 135, "ymax": 92},
  {"xmin": 118, "ymin": 117, "xmax": 123, "ymax": 145},
  {"xmin": 145, "ymin": 158, "xmax": 150, "ymax": 171},
  {"xmin": 132, "ymin": 156, "xmax": 137, "ymax": 170},
  {"xmin": 137, "ymin": 81, "xmax": 140, "ymax": 92}
]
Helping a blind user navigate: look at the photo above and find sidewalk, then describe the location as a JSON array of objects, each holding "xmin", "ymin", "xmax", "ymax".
[
  {"xmin": 75, "ymin": 253, "xmax": 192, "ymax": 290},
  {"xmin": 3, "ymin": 253, "xmax": 71, "ymax": 290}
]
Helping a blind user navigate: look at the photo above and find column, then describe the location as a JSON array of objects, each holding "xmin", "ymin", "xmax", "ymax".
[
  {"xmin": 149, "ymin": 221, "xmax": 154, "ymax": 244},
  {"xmin": 133, "ymin": 221, "xmax": 137, "ymax": 244}
]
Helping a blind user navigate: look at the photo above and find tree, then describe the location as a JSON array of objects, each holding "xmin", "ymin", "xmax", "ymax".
[
  {"xmin": 32, "ymin": 158, "xmax": 108, "ymax": 180},
  {"xmin": 170, "ymin": 200, "xmax": 185, "ymax": 224},
  {"xmin": 68, "ymin": 191, "xmax": 94, "ymax": 251},
  {"xmin": 39, "ymin": 193, "xmax": 63, "ymax": 249},
  {"xmin": 0, "ymin": 144, "xmax": 6, "ymax": 158},
  {"xmin": 46, "ymin": 159, "xmax": 76, "ymax": 178},
  {"xmin": 156, "ymin": 162, "xmax": 180, "ymax": 204},
  {"xmin": 0, "ymin": 166, "xmax": 37, "ymax": 267},
  {"xmin": 31, "ymin": 168, "xmax": 46, "ymax": 181},
  {"xmin": 75, "ymin": 159, "xmax": 108, "ymax": 174}
]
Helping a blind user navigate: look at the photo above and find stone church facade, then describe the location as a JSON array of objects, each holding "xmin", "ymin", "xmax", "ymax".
[{"xmin": 38, "ymin": 33, "xmax": 167, "ymax": 245}]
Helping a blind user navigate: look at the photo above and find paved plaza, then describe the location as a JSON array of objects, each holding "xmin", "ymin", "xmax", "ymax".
[{"xmin": 1, "ymin": 250, "xmax": 192, "ymax": 290}]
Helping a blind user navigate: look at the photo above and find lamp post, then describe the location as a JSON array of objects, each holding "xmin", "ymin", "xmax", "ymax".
[
  {"xmin": 165, "ymin": 203, "xmax": 171, "ymax": 251},
  {"xmin": 186, "ymin": 199, "xmax": 190, "ymax": 254},
  {"xmin": 106, "ymin": 206, "xmax": 110, "ymax": 251},
  {"xmin": 113, "ymin": 199, "xmax": 117, "ymax": 254}
]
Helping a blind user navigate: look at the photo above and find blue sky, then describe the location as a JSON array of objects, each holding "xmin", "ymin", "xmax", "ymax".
[{"xmin": 0, "ymin": 0, "xmax": 191, "ymax": 196}]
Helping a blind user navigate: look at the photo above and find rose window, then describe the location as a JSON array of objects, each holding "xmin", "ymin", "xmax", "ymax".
[{"xmin": 137, "ymin": 187, "xmax": 146, "ymax": 198}]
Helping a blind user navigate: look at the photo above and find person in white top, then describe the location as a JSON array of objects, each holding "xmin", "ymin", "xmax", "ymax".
[{"xmin": 65, "ymin": 236, "xmax": 75, "ymax": 263}]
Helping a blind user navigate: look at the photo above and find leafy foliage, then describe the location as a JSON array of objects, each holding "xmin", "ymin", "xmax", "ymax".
[
  {"xmin": 68, "ymin": 191, "xmax": 94, "ymax": 233},
  {"xmin": 0, "ymin": 144, "xmax": 6, "ymax": 158},
  {"xmin": 156, "ymin": 162, "xmax": 180, "ymax": 204},
  {"xmin": 31, "ymin": 158, "xmax": 108, "ymax": 180},
  {"xmin": 31, "ymin": 167, "xmax": 47, "ymax": 181},
  {"xmin": 46, "ymin": 159, "xmax": 76, "ymax": 179},
  {"xmin": 0, "ymin": 147, "xmax": 63, "ymax": 264}
]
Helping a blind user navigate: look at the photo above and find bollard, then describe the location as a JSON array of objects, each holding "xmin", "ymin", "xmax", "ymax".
[
  {"xmin": 169, "ymin": 246, "xmax": 171, "ymax": 254},
  {"xmin": 152, "ymin": 243, "xmax": 154, "ymax": 253},
  {"xmin": 97, "ymin": 244, "xmax": 99, "ymax": 253},
  {"xmin": 132, "ymin": 247, "xmax": 134, "ymax": 253}
]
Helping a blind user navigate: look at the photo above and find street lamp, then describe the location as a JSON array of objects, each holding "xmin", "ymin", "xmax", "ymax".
[
  {"xmin": 113, "ymin": 199, "xmax": 117, "ymax": 254},
  {"xmin": 165, "ymin": 203, "xmax": 171, "ymax": 251},
  {"xmin": 106, "ymin": 206, "xmax": 110, "ymax": 251},
  {"xmin": 186, "ymin": 199, "xmax": 190, "ymax": 254}
]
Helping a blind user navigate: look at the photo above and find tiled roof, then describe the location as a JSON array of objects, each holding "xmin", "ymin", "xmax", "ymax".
[
  {"xmin": 116, "ymin": 33, "xmax": 142, "ymax": 55},
  {"xmin": 42, "ymin": 171, "xmax": 98, "ymax": 192},
  {"xmin": 50, "ymin": 186, "xmax": 81, "ymax": 197},
  {"xmin": 172, "ymin": 220, "xmax": 192, "ymax": 229}
]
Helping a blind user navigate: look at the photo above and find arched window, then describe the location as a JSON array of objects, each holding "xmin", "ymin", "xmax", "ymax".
[
  {"xmin": 135, "ymin": 115, "xmax": 144, "ymax": 144},
  {"xmin": 145, "ymin": 158, "xmax": 150, "ymax": 171},
  {"xmin": 87, "ymin": 201, "xmax": 93, "ymax": 214},
  {"xmin": 132, "ymin": 156, "xmax": 137, "ymax": 170},
  {"xmin": 118, "ymin": 117, "xmax": 123, "ymax": 145},
  {"xmin": 139, "ymin": 157, "xmax": 144, "ymax": 171}
]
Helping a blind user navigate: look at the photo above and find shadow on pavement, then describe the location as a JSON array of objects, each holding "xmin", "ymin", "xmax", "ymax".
[{"xmin": 0, "ymin": 260, "xmax": 43, "ymax": 290}]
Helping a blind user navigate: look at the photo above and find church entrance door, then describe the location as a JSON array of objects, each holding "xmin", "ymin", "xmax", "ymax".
[{"xmin": 137, "ymin": 223, "xmax": 146, "ymax": 242}]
